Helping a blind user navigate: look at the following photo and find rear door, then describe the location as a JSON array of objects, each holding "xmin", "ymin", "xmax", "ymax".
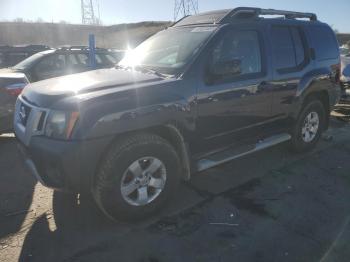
[{"xmin": 269, "ymin": 25, "xmax": 311, "ymax": 129}]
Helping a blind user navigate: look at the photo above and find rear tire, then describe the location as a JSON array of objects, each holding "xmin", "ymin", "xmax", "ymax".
[
  {"xmin": 92, "ymin": 133, "xmax": 180, "ymax": 222},
  {"xmin": 290, "ymin": 99, "xmax": 326, "ymax": 153}
]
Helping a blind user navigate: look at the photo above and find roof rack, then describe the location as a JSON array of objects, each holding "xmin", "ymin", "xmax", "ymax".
[{"xmin": 222, "ymin": 7, "xmax": 317, "ymax": 22}]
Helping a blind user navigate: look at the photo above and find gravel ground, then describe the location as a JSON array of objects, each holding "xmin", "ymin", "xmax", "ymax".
[{"xmin": 0, "ymin": 104, "xmax": 350, "ymax": 262}]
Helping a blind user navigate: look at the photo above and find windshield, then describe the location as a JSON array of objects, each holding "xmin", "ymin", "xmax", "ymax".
[
  {"xmin": 13, "ymin": 52, "xmax": 45, "ymax": 70},
  {"xmin": 119, "ymin": 26, "xmax": 217, "ymax": 75}
]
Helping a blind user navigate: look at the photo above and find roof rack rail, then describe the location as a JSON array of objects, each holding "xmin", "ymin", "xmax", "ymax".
[{"xmin": 223, "ymin": 7, "xmax": 317, "ymax": 22}]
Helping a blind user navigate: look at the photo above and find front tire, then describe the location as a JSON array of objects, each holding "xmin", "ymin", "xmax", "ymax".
[
  {"xmin": 290, "ymin": 99, "xmax": 326, "ymax": 152},
  {"xmin": 92, "ymin": 133, "xmax": 180, "ymax": 222}
]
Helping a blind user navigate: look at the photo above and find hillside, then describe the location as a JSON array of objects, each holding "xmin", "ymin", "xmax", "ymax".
[
  {"xmin": 0, "ymin": 21, "xmax": 349, "ymax": 49},
  {"xmin": 0, "ymin": 21, "xmax": 171, "ymax": 49}
]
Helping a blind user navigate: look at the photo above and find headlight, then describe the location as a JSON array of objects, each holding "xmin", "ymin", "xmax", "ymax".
[{"xmin": 45, "ymin": 111, "xmax": 79, "ymax": 139}]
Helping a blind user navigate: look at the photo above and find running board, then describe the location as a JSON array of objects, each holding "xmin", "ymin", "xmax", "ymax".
[{"xmin": 196, "ymin": 133, "xmax": 291, "ymax": 172}]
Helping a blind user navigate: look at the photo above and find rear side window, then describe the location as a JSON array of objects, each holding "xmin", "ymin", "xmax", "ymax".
[
  {"xmin": 271, "ymin": 26, "xmax": 307, "ymax": 72},
  {"xmin": 291, "ymin": 28, "xmax": 305, "ymax": 66},
  {"xmin": 307, "ymin": 26, "xmax": 338, "ymax": 61}
]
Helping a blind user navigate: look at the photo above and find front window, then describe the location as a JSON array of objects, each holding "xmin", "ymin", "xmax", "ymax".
[{"xmin": 119, "ymin": 26, "xmax": 217, "ymax": 75}]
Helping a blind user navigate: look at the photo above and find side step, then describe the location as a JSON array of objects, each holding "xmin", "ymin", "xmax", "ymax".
[{"xmin": 196, "ymin": 133, "xmax": 291, "ymax": 172}]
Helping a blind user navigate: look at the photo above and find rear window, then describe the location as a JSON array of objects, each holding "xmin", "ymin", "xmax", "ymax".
[{"xmin": 307, "ymin": 26, "xmax": 339, "ymax": 60}]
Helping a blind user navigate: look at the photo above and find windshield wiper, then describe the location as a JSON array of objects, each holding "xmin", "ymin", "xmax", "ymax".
[
  {"xmin": 134, "ymin": 65, "xmax": 170, "ymax": 78},
  {"xmin": 116, "ymin": 64, "xmax": 172, "ymax": 78}
]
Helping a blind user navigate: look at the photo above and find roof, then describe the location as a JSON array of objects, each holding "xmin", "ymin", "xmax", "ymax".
[{"xmin": 173, "ymin": 7, "xmax": 318, "ymax": 27}]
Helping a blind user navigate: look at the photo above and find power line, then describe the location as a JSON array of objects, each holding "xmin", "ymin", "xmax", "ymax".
[{"xmin": 174, "ymin": 0, "xmax": 199, "ymax": 21}]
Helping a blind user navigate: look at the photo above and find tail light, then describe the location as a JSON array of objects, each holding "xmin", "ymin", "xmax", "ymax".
[{"xmin": 4, "ymin": 83, "xmax": 27, "ymax": 97}]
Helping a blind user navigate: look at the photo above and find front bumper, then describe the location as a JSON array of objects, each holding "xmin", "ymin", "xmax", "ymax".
[{"xmin": 17, "ymin": 135, "xmax": 113, "ymax": 192}]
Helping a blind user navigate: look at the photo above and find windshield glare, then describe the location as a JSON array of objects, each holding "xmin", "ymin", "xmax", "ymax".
[
  {"xmin": 119, "ymin": 26, "xmax": 217, "ymax": 75},
  {"xmin": 13, "ymin": 52, "xmax": 44, "ymax": 70}
]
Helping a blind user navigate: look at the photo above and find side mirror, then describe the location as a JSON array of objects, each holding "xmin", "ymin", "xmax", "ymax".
[{"xmin": 211, "ymin": 59, "xmax": 242, "ymax": 78}]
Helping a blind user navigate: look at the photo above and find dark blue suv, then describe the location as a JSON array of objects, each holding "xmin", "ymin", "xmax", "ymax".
[{"xmin": 14, "ymin": 8, "xmax": 341, "ymax": 221}]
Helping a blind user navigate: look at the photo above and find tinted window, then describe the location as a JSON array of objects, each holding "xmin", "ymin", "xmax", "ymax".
[
  {"xmin": 271, "ymin": 26, "xmax": 307, "ymax": 71},
  {"xmin": 291, "ymin": 28, "xmax": 306, "ymax": 66},
  {"xmin": 106, "ymin": 53, "xmax": 119, "ymax": 63},
  {"xmin": 95, "ymin": 54, "xmax": 103, "ymax": 64},
  {"xmin": 308, "ymin": 26, "xmax": 338, "ymax": 60},
  {"xmin": 77, "ymin": 53, "xmax": 89, "ymax": 65},
  {"xmin": 271, "ymin": 27, "xmax": 296, "ymax": 70},
  {"xmin": 67, "ymin": 54, "xmax": 79, "ymax": 65},
  {"xmin": 96, "ymin": 53, "xmax": 117, "ymax": 66},
  {"xmin": 34, "ymin": 54, "xmax": 66, "ymax": 80},
  {"xmin": 211, "ymin": 30, "xmax": 262, "ymax": 76}
]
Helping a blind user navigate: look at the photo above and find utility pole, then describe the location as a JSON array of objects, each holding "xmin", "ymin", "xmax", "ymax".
[{"xmin": 174, "ymin": 0, "xmax": 199, "ymax": 21}]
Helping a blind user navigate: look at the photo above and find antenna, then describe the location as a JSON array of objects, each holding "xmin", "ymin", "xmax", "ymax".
[
  {"xmin": 81, "ymin": 0, "xmax": 100, "ymax": 25},
  {"xmin": 174, "ymin": 0, "xmax": 199, "ymax": 21}
]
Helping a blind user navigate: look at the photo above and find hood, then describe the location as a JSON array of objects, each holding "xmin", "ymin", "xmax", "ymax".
[
  {"xmin": 0, "ymin": 68, "xmax": 25, "ymax": 79},
  {"xmin": 21, "ymin": 68, "xmax": 166, "ymax": 108}
]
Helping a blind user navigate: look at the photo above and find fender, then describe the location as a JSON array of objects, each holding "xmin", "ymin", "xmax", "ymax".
[
  {"xmin": 72, "ymin": 78, "xmax": 197, "ymax": 140},
  {"xmin": 292, "ymin": 67, "xmax": 334, "ymax": 119}
]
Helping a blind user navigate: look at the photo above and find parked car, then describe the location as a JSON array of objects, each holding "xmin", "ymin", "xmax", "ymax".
[
  {"xmin": 0, "ymin": 46, "xmax": 121, "ymax": 133},
  {"xmin": 15, "ymin": 7, "xmax": 341, "ymax": 221},
  {"xmin": 0, "ymin": 45, "xmax": 51, "ymax": 69}
]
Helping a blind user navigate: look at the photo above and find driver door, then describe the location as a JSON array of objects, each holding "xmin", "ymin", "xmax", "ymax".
[{"xmin": 195, "ymin": 28, "xmax": 275, "ymax": 153}]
